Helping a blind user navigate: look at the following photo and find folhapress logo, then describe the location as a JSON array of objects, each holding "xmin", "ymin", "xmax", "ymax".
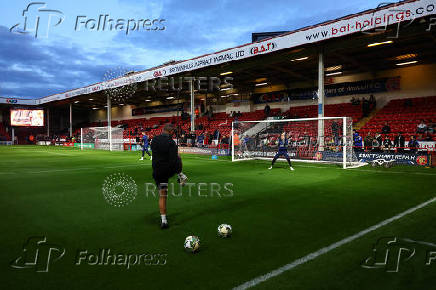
[
  {"xmin": 362, "ymin": 237, "xmax": 436, "ymax": 272},
  {"xmin": 10, "ymin": 2, "xmax": 64, "ymax": 38},
  {"xmin": 10, "ymin": 236, "xmax": 65, "ymax": 272}
]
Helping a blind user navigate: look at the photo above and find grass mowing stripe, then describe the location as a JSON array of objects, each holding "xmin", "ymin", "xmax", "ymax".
[
  {"xmin": 233, "ymin": 196, "xmax": 436, "ymax": 290},
  {"xmin": 2, "ymin": 164, "xmax": 152, "ymax": 174},
  {"xmin": 26, "ymin": 167, "xmax": 94, "ymax": 173}
]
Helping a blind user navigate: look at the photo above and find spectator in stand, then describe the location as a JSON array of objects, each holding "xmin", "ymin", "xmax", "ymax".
[
  {"xmin": 382, "ymin": 135, "xmax": 393, "ymax": 152},
  {"xmin": 424, "ymin": 132, "xmax": 434, "ymax": 141},
  {"xmin": 369, "ymin": 94, "xmax": 376, "ymax": 110},
  {"xmin": 364, "ymin": 133, "xmax": 374, "ymax": 152},
  {"xmin": 394, "ymin": 132, "xmax": 405, "ymax": 153},
  {"xmin": 331, "ymin": 121, "xmax": 339, "ymax": 145},
  {"xmin": 381, "ymin": 122, "xmax": 391, "ymax": 134},
  {"xmin": 180, "ymin": 134, "xmax": 187, "ymax": 146},
  {"xmin": 362, "ymin": 97, "xmax": 370, "ymax": 117},
  {"xmin": 408, "ymin": 135, "xmax": 419, "ymax": 153},
  {"xmin": 197, "ymin": 132, "xmax": 205, "ymax": 147},
  {"xmin": 372, "ymin": 134, "xmax": 382, "ymax": 152},
  {"xmin": 213, "ymin": 129, "xmax": 220, "ymax": 140},
  {"xmin": 353, "ymin": 130, "xmax": 363, "ymax": 152},
  {"xmin": 205, "ymin": 105, "xmax": 213, "ymax": 120},
  {"xmin": 190, "ymin": 132, "xmax": 196, "ymax": 147},
  {"xmin": 404, "ymin": 99, "xmax": 413, "ymax": 107},
  {"xmin": 416, "ymin": 120, "xmax": 428, "ymax": 134},
  {"xmin": 351, "ymin": 97, "xmax": 360, "ymax": 106},
  {"xmin": 264, "ymin": 104, "xmax": 271, "ymax": 117},
  {"xmin": 428, "ymin": 120, "xmax": 435, "ymax": 134}
]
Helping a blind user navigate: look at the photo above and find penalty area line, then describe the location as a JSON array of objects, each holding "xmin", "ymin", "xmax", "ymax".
[{"xmin": 233, "ymin": 196, "xmax": 436, "ymax": 290}]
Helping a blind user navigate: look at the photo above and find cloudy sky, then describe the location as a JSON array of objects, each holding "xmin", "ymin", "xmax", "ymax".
[{"xmin": 0, "ymin": 0, "xmax": 385, "ymax": 99}]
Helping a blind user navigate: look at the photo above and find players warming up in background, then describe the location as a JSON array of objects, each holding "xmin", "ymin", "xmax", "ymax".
[
  {"xmin": 140, "ymin": 131, "xmax": 152, "ymax": 160},
  {"xmin": 151, "ymin": 124, "xmax": 188, "ymax": 229},
  {"xmin": 268, "ymin": 132, "xmax": 294, "ymax": 171}
]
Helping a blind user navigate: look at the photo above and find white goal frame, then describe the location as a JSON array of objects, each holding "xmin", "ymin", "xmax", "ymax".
[
  {"xmin": 80, "ymin": 126, "xmax": 124, "ymax": 151},
  {"xmin": 231, "ymin": 116, "xmax": 364, "ymax": 169}
]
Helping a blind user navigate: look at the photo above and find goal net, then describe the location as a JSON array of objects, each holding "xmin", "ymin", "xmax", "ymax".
[
  {"xmin": 232, "ymin": 117, "xmax": 363, "ymax": 169},
  {"xmin": 80, "ymin": 126, "xmax": 124, "ymax": 151}
]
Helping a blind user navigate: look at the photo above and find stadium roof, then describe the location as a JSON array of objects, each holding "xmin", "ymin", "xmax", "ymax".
[{"xmin": 1, "ymin": 0, "xmax": 435, "ymax": 107}]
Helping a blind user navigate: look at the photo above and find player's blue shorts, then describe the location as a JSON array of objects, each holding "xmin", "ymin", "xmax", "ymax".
[{"xmin": 274, "ymin": 149, "xmax": 289, "ymax": 159}]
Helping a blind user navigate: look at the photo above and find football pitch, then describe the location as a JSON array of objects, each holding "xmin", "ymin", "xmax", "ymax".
[{"xmin": 1, "ymin": 145, "xmax": 436, "ymax": 289}]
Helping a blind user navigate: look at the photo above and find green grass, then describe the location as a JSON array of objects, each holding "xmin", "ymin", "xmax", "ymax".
[{"xmin": 0, "ymin": 145, "xmax": 435, "ymax": 290}]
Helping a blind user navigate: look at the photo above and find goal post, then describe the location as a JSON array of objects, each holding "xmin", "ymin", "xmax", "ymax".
[
  {"xmin": 80, "ymin": 126, "xmax": 124, "ymax": 151},
  {"xmin": 231, "ymin": 117, "xmax": 365, "ymax": 169}
]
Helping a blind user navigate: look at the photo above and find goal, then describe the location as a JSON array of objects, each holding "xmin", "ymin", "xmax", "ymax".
[
  {"xmin": 231, "ymin": 117, "xmax": 363, "ymax": 169},
  {"xmin": 80, "ymin": 126, "xmax": 124, "ymax": 151}
]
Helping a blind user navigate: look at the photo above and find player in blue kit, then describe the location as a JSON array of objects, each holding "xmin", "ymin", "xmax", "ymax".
[
  {"xmin": 140, "ymin": 131, "xmax": 152, "ymax": 160},
  {"xmin": 268, "ymin": 132, "xmax": 294, "ymax": 171}
]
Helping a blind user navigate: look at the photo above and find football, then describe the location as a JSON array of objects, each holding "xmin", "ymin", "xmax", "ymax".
[
  {"xmin": 184, "ymin": 235, "xmax": 200, "ymax": 253},
  {"xmin": 218, "ymin": 224, "xmax": 232, "ymax": 238}
]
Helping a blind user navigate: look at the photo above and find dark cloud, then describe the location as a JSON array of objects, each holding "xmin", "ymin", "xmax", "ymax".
[{"xmin": 0, "ymin": 25, "xmax": 146, "ymax": 98}]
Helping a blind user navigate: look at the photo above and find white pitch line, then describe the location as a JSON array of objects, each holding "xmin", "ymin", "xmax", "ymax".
[{"xmin": 233, "ymin": 197, "xmax": 436, "ymax": 290}]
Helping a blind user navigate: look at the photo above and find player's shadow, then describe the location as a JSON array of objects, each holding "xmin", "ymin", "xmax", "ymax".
[
  {"xmin": 143, "ymin": 212, "xmax": 183, "ymax": 226},
  {"xmin": 171, "ymin": 200, "xmax": 249, "ymax": 225},
  {"xmin": 140, "ymin": 199, "xmax": 250, "ymax": 227}
]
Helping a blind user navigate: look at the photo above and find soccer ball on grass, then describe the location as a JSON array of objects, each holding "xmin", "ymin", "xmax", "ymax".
[
  {"xmin": 184, "ymin": 235, "xmax": 200, "ymax": 253},
  {"xmin": 217, "ymin": 224, "xmax": 232, "ymax": 238}
]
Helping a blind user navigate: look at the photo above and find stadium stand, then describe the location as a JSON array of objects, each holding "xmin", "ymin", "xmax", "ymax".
[
  {"xmin": 284, "ymin": 103, "xmax": 364, "ymax": 123},
  {"xmin": 359, "ymin": 96, "xmax": 436, "ymax": 141},
  {"xmin": 0, "ymin": 122, "xmax": 10, "ymax": 141}
]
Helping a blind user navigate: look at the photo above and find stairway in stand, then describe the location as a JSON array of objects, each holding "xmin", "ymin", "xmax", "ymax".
[{"xmin": 353, "ymin": 107, "xmax": 380, "ymax": 130}]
